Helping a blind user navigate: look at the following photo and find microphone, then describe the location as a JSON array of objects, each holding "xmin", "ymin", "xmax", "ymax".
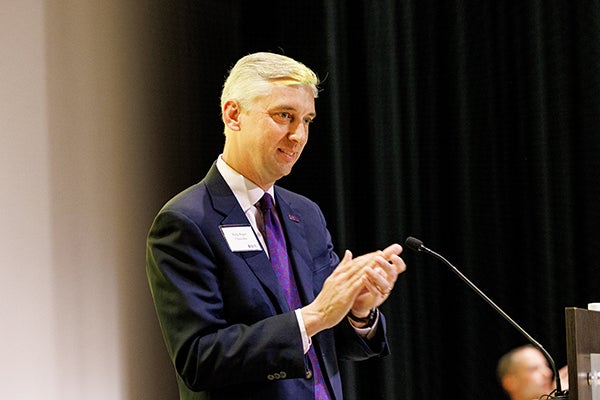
[{"xmin": 405, "ymin": 236, "xmax": 568, "ymax": 399}]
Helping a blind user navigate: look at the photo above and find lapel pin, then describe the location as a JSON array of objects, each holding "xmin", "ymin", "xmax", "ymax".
[{"xmin": 288, "ymin": 214, "xmax": 300, "ymax": 223}]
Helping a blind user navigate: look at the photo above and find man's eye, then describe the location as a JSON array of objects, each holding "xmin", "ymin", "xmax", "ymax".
[
  {"xmin": 303, "ymin": 118, "xmax": 314, "ymax": 124},
  {"xmin": 272, "ymin": 112, "xmax": 293, "ymax": 123}
]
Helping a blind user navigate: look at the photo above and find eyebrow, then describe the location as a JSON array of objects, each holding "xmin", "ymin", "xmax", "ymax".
[{"xmin": 272, "ymin": 105, "xmax": 317, "ymax": 118}]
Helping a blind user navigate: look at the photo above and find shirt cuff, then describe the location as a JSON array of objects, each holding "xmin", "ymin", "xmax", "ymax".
[
  {"xmin": 295, "ymin": 309, "xmax": 312, "ymax": 354},
  {"xmin": 348, "ymin": 309, "xmax": 380, "ymax": 340}
]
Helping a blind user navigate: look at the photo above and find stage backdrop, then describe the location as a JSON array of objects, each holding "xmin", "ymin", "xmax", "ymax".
[{"xmin": 146, "ymin": 1, "xmax": 600, "ymax": 399}]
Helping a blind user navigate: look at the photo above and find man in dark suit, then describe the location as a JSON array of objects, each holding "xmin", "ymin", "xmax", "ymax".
[{"xmin": 146, "ymin": 52, "xmax": 406, "ymax": 400}]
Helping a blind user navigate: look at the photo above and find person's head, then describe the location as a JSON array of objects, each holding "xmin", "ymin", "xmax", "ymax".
[
  {"xmin": 220, "ymin": 52, "xmax": 320, "ymax": 190},
  {"xmin": 497, "ymin": 345, "xmax": 554, "ymax": 400}
]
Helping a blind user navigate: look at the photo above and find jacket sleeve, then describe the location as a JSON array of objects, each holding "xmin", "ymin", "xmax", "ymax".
[
  {"xmin": 146, "ymin": 208, "xmax": 307, "ymax": 392},
  {"xmin": 334, "ymin": 312, "xmax": 390, "ymax": 361}
]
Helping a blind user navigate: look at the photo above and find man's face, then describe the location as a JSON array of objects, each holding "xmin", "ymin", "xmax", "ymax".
[
  {"xmin": 506, "ymin": 348, "xmax": 554, "ymax": 400},
  {"xmin": 225, "ymin": 84, "xmax": 316, "ymax": 189}
]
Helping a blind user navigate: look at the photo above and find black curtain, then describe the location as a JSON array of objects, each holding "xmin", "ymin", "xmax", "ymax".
[{"xmin": 148, "ymin": 1, "xmax": 600, "ymax": 399}]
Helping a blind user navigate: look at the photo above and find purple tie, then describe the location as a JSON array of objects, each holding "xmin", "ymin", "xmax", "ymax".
[{"xmin": 258, "ymin": 193, "xmax": 331, "ymax": 400}]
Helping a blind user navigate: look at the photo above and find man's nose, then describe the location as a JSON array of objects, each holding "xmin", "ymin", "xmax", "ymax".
[{"xmin": 288, "ymin": 121, "xmax": 308, "ymax": 142}]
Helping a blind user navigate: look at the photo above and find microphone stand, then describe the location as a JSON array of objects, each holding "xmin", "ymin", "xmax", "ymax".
[{"xmin": 405, "ymin": 237, "xmax": 568, "ymax": 399}]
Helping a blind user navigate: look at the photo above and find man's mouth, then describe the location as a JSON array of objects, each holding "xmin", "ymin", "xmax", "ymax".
[{"xmin": 279, "ymin": 148, "xmax": 295, "ymax": 157}]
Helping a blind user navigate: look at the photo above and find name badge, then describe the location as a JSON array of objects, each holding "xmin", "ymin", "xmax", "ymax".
[{"xmin": 220, "ymin": 224, "xmax": 262, "ymax": 252}]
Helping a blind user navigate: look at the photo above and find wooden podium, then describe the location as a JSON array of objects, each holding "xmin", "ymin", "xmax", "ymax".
[{"xmin": 565, "ymin": 307, "xmax": 600, "ymax": 400}]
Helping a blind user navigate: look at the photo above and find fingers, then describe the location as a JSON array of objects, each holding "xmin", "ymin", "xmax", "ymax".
[
  {"xmin": 330, "ymin": 250, "xmax": 372, "ymax": 289},
  {"xmin": 340, "ymin": 249, "xmax": 353, "ymax": 264},
  {"xmin": 382, "ymin": 243, "xmax": 403, "ymax": 258},
  {"xmin": 308, "ymin": 244, "xmax": 407, "ymax": 334},
  {"xmin": 382, "ymin": 243, "xmax": 407, "ymax": 274},
  {"xmin": 363, "ymin": 244, "xmax": 407, "ymax": 299},
  {"xmin": 374, "ymin": 246, "xmax": 405, "ymax": 279},
  {"xmin": 365, "ymin": 266, "xmax": 394, "ymax": 298},
  {"xmin": 362, "ymin": 273, "xmax": 390, "ymax": 299}
]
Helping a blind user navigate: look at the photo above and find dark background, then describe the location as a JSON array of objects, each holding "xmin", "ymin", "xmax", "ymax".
[{"xmin": 144, "ymin": 1, "xmax": 600, "ymax": 399}]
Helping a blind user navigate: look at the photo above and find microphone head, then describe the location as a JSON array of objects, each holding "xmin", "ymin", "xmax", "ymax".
[{"xmin": 405, "ymin": 236, "xmax": 424, "ymax": 252}]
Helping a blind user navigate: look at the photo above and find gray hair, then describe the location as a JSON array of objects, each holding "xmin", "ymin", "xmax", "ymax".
[{"xmin": 220, "ymin": 52, "xmax": 320, "ymax": 113}]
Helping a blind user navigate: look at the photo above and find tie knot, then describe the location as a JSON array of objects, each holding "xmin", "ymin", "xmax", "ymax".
[{"xmin": 258, "ymin": 192, "xmax": 274, "ymax": 213}]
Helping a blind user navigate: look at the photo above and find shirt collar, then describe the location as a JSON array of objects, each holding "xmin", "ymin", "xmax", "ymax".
[{"xmin": 216, "ymin": 155, "xmax": 274, "ymax": 212}]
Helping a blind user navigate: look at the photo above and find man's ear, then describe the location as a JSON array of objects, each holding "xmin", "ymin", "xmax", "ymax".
[
  {"xmin": 501, "ymin": 374, "xmax": 516, "ymax": 393},
  {"xmin": 223, "ymin": 100, "xmax": 242, "ymax": 131}
]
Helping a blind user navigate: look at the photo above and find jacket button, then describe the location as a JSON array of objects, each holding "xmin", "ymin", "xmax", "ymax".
[
  {"xmin": 280, "ymin": 371, "xmax": 287, "ymax": 379},
  {"xmin": 267, "ymin": 374, "xmax": 275, "ymax": 381},
  {"xmin": 305, "ymin": 369, "xmax": 313, "ymax": 379}
]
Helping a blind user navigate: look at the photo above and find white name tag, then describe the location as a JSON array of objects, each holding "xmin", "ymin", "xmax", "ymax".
[{"xmin": 220, "ymin": 225, "xmax": 262, "ymax": 252}]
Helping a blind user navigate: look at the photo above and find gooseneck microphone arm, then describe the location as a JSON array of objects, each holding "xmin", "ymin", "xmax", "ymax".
[{"xmin": 405, "ymin": 236, "xmax": 567, "ymax": 398}]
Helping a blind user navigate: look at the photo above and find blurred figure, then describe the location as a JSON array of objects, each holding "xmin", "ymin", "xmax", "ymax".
[{"xmin": 497, "ymin": 344, "xmax": 568, "ymax": 400}]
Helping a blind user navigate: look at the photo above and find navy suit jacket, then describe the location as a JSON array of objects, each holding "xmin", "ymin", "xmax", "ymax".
[{"xmin": 146, "ymin": 164, "xmax": 390, "ymax": 400}]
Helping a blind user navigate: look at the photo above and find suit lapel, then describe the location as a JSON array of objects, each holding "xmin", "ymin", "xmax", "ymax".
[{"xmin": 204, "ymin": 165, "xmax": 290, "ymax": 313}]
